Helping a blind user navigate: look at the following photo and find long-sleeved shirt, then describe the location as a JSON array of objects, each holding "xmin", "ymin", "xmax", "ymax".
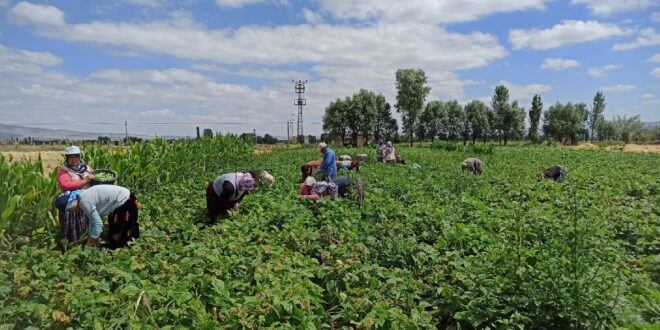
[
  {"xmin": 57, "ymin": 166, "xmax": 93, "ymax": 192},
  {"xmin": 212, "ymin": 173, "xmax": 248, "ymax": 208},
  {"xmin": 320, "ymin": 148, "xmax": 337, "ymax": 178},
  {"xmin": 79, "ymin": 185, "xmax": 130, "ymax": 239}
]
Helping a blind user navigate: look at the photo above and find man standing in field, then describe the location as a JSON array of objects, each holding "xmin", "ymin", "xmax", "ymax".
[{"xmin": 318, "ymin": 142, "xmax": 337, "ymax": 181}]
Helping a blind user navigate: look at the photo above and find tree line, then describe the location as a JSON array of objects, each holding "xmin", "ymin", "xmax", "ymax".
[{"xmin": 323, "ymin": 68, "xmax": 659, "ymax": 146}]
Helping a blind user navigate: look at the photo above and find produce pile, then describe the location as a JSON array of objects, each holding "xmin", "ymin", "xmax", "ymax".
[
  {"xmin": 0, "ymin": 140, "xmax": 658, "ymax": 329},
  {"xmin": 92, "ymin": 171, "xmax": 115, "ymax": 182}
]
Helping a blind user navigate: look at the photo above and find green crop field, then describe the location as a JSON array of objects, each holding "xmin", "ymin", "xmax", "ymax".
[{"xmin": 1, "ymin": 137, "xmax": 658, "ymax": 329}]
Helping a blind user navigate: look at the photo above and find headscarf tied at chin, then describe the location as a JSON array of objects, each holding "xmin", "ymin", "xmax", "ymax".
[{"xmin": 236, "ymin": 172, "xmax": 256, "ymax": 194}]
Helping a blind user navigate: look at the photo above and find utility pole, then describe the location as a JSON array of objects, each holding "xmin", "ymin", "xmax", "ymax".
[
  {"xmin": 286, "ymin": 120, "xmax": 291, "ymax": 141},
  {"xmin": 293, "ymin": 80, "xmax": 307, "ymax": 144},
  {"xmin": 124, "ymin": 121, "xmax": 128, "ymax": 143}
]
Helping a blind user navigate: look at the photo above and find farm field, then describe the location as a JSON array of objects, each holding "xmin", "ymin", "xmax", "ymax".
[{"xmin": 1, "ymin": 138, "xmax": 659, "ymax": 329}]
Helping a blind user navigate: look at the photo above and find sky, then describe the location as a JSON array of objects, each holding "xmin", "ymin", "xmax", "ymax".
[{"xmin": 0, "ymin": 0, "xmax": 659, "ymax": 138}]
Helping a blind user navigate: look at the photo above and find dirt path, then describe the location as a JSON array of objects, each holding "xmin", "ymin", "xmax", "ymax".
[{"xmin": 562, "ymin": 143, "xmax": 660, "ymax": 153}]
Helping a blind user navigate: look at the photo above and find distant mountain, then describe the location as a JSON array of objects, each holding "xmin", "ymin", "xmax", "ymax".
[
  {"xmin": 644, "ymin": 121, "xmax": 660, "ymax": 129},
  {"xmin": 0, "ymin": 124, "xmax": 134, "ymax": 141}
]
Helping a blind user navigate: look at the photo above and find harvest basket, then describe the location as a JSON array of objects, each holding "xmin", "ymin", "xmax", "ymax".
[{"xmin": 91, "ymin": 169, "xmax": 117, "ymax": 186}]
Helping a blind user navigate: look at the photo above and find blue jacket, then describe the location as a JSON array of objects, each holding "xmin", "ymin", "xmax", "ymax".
[{"xmin": 320, "ymin": 148, "xmax": 337, "ymax": 178}]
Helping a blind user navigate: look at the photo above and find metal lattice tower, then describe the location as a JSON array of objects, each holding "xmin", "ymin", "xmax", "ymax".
[{"xmin": 293, "ymin": 80, "xmax": 307, "ymax": 144}]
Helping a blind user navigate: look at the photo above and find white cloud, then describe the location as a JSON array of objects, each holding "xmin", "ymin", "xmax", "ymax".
[
  {"xmin": 586, "ymin": 64, "xmax": 621, "ymax": 77},
  {"xmin": 319, "ymin": 0, "xmax": 549, "ymax": 24},
  {"xmin": 8, "ymin": 3, "xmax": 507, "ymax": 71},
  {"xmin": 302, "ymin": 8, "xmax": 324, "ymax": 25},
  {"xmin": 9, "ymin": 1, "xmax": 66, "ymax": 26},
  {"xmin": 541, "ymin": 58, "xmax": 579, "ymax": 70},
  {"xmin": 509, "ymin": 20, "xmax": 630, "ymax": 50},
  {"xmin": 652, "ymin": 12, "xmax": 660, "ymax": 22},
  {"xmin": 571, "ymin": 0, "xmax": 657, "ymax": 16},
  {"xmin": 648, "ymin": 53, "xmax": 660, "ymax": 62},
  {"xmin": 0, "ymin": 45, "xmax": 61, "ymax": 66},
  {"xmin": 600, "ymin": 84, "xmax": 636, "ymax": 92},
  {"xmin": 613, "ymin": 28, "xmax": 660, "ymax": 50},
  {"xmin": 122, "ymin": 0, "xmax": 164, "ymax": 8},
  {"xmin": 215, "ymin": 0, "xmax": 267, "ymax": 8},
  {"xmin": 652, "ymin": 68, "xmax": 660, "ymax": 78},
  {"xmin": 2, "ymin": 0, "xmax": 508, "ymax": 136},
  {"xmin": 91, "ymin": 68, "xmax": 213, "ymax": 84},
  {"xmin": 642, "ymin": 93, "xmax": 656, "ymax": 99},
  {"xmin": 497, "ymin": 80, "xmax": 552, "ymax": 103}
]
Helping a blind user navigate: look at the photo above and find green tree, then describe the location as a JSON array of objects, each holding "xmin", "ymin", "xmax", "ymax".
[
  {"xmin": 486, "ymin": 108, "xmax": 497, "ymax": 143},
  {"xmin": 322, "ymin": 97, "xmax": 350, "ymax": 143},
  {"xmin": 395, "ymin": 68, "xmax": 431, "ymax": 146},
  {"xmin": 588, "ymin": 91, "xmax": 606, "ymax": 141},
  {"xmin": 612, "ymin": 114, "xmax": 644, "ymax": 143},
  {"xmin": 373, "ymin": 96, "xmax": 397, "ymax": 142},
  {"xmin": 442, "ymin": 100, "xmax": 464, "ymax": 141},
  {"xmin": 203, "ymin": 128, "xmax": 213, "ymax": 138},
  {"xmin": 542, "ymin": 102, "xmax": 588, "ymax": 145},
  {"xmin": 528, "ymin": 94, "xmax": 543, "ymax": 143},
  {"xmin": 417, "ymin": 100, "xmax": 443, "ymax": 142},
  {"xmin": 595, "ymin": 118, "xmax": 616, "ymax": 141},
  {"xmin": 491, "ymin": 85, "xmax": 521, "ymax": 145},
  {"xmin": 511, "ymin": 101, "xmax": 526, "ymax": 140},
  {"xmin": 464, "ymin": 100, "xmax": 489, "ymax": 145},
  {"xmin": 350, "ymin": 89, "xmax": 378, "ymax": 145}
]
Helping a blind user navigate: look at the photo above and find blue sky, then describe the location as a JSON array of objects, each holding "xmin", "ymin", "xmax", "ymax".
[{"xmin": 0, "ymin": 0, "xmax": 658, "ymax": 137}]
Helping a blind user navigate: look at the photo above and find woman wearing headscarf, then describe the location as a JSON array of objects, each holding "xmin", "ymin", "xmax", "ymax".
[
  {"xmin": 65, "ymin": 184, "xmax": 140, "ymax": 249},
  {"xmin": 298, "ymin": 176, "xmax": 365, "ymax": 207},
  {"xmin": 462, "ymin": 158, "xmax": 484, "ymax": 175},
  {"xmin": 206, "ymin": 171, "xmax": 256, "ymax": 222},
  {"xmin": 55, "ymin": 146, "xmax": 94, "ymax": 242},
  {"xmin": 375, "ymin": 140, "xmax": 386, "ymax": 163},
  {"xmin": 384, "ymin": 141, "xmax": 396, "ymax": 164}
]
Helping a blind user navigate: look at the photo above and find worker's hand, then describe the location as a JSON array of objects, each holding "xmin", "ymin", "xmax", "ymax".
[
  {"xmin": 82, "ymin": 174, "xmax": 94, "ymax": 184},
  {"xmin": 69, "ymin": 199, "xmax": 80, "ymax": 212},
  {"xmin": 232, "ymin": 203, "xmax": 240, "ymax": 211}
]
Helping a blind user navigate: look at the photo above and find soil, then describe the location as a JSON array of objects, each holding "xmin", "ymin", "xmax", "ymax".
[{"xmin": 562, "ymin": 143, "xmax": 660, "ymax": 154}]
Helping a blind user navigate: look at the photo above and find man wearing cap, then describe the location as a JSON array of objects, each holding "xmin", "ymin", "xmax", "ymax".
[{"xmin": 318, "ymin": 142, "xmax": 337, "ymax": 181}]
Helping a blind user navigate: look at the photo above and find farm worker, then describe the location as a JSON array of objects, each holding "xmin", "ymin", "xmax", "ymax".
[
  {"xmin": 376, "ymin": 140, "xmax": 386, "ymax": 162},
  {"xmin": 298, "ymin": 176, "xmax": 338, "ymax": 201},
  {"xmin": 540, "ymin": 165, "xmax": 567, "ymax": 182},
  {"xmin": 357, "ymin": 153, "xmax": 367, "ymax": 162},
  {"xmin": 318, "ymin": 142, "xmax": 337, "ymax": 181},
  {"xmin": 384, "ymin": 141, "xmax": 396, "ymax": 164},
  {"xmin": 462, "ymin": 158, "xmax": 484, "ymax": 175},
  {"xmin": 339, "ymin": 155, "xmax": 352, "ymax": 161},
  {"xmin": 55, "ymin": 146, "xmax": 94, "ymax": 243},
  {"xmin": 298, "ymin": 176, "xmax": 365, "ymax": 207},
  {"xmin": 243, "ymin": 170, "xmax": 275, "ymax": 186},
  {"xmin": 66, "ymin": 184, "xmax": 140, "ymax": 249},
  {"xmin": 206, "ymin": 171, "xmax": 256, "ymax": 222}
]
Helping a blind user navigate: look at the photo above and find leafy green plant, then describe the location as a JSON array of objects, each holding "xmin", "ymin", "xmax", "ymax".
[{"xmin": 0, "ymin": 142, "xmax": 658, "ymax": 329}]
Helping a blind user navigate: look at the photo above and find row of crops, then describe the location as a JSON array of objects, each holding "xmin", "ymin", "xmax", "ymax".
[{"xmin": 1, "ymin": 138, "xmax": 659, "ymax": 329}]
